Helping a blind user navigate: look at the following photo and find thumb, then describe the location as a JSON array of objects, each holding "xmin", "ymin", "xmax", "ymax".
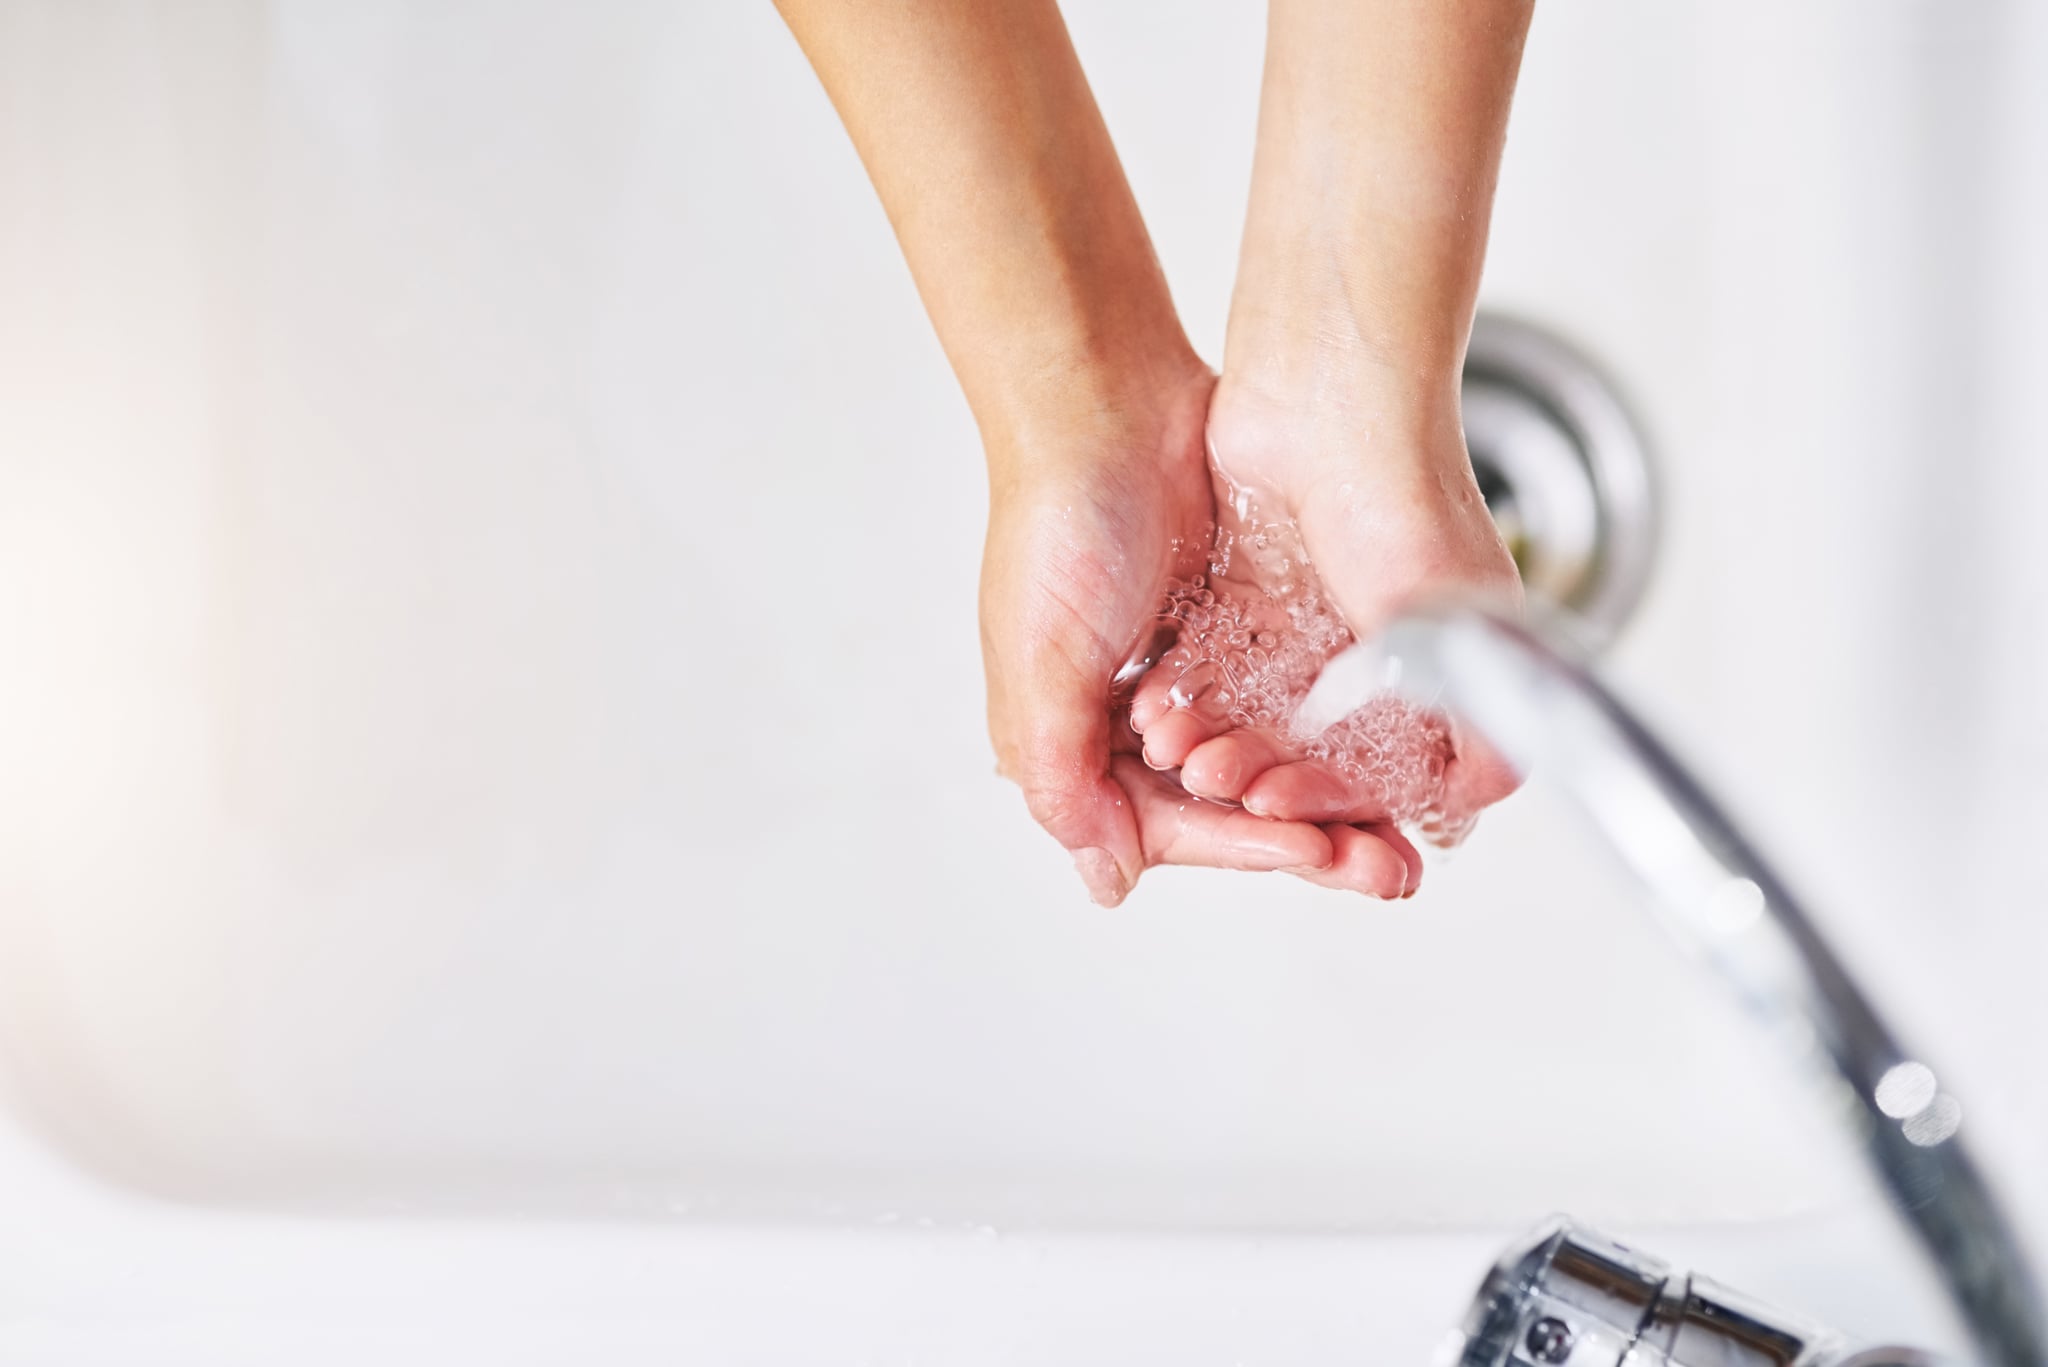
[{"xmin": 992, "ymin": 644, "xmax": 1145, "ymax": 907}]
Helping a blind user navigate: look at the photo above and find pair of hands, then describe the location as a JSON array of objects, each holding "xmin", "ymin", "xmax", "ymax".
[
  {"xmin": 982, "ymin": 358, "xmax": 1523, "ymax": 907},
  {"xmin": 771, "ymin": 0, "xmax": 1536, "ymax": 903}
]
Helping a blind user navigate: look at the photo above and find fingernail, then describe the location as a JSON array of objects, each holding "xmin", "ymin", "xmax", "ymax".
[
  {"xmin": 1072, "ymin": 847, "xmax": 1128, "ymax": 907},
  {"xmin": 1401, "ymin": 884, "xmax": 1419, "ymax": 900},
  {"xmin": 1142, "ymin": 747, "xmax": 1170, "ymax": 771},
  {"xmin": 1242, "ymin": 794, "xmax": 1270, "ymax": 817}
]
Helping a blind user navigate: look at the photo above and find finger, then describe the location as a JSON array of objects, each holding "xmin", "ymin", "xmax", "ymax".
[
  {"xmin": 1368, "ymin": 821, "xmax": 1425, "ymax": 897},
  {"xmin": 1139, "ymin": 706, "xmax": 1230, "ymax": 772},
  {"xmin": 1242, "ymin": 759, "xmax": 1387, "ymax": 825},
  {"xmin": 1014, "ymin": 760, "xmax": 1144, "ymax": 907},
  {"xmin": 1291, "ymin": 822, "xmax": 1412, "ymax": 900},
  {"xmin": 1128, "ymin": 666, "xmax": 1181, "ymax": 733},
  {"xmin": 994, "ymin": 676, "xmax": 1147, "ymax": 910},
  {"xmin": 1110, "ymin": 616, "xmax": 1183, "ymax": 704},
  {"xmin": 1110, "ymin": 705, "xmax": 1145, "ymax": 757},
  {"xmin": 1179, "ymin": 730, "xmax": 1294, "ymax": 805},
  {"xmin": 1111, "ymin": 757, "xmax": 1334, "ymax": 873}
]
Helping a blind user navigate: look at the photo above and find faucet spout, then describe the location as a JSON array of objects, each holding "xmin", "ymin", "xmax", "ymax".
[{"xmin": 1372, "ymin": 605, "xmax": 2047, "ymax": 1367}]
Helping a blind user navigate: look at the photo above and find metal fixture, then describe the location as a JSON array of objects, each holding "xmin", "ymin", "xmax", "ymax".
[
  {"xmin": 1456, "ymin": 1218, "xmax": 1937, "ymax": 1367},
  {"xmin": 1460, "ymin": 316, "xmax": 1656, "ymax": 652},
  {"xmin": 1525, "ymin": 1314, "xmax": 1576, "ymax": 1364},
  {"xmin": 1365, "ymin": 606, "xmax": 2046, "ymax": 1366}
]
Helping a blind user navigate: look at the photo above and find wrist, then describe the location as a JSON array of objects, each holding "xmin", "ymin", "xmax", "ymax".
[
  {"xmin": 1223, "ymin": 259, "xmax": 1472, "ymax": 419},
  {"xmin": 1206, "ymin": 347, "xmax": 1472, "ymax": 526},
  {"xmin": 979, "ymin": 340, "xmax": 1213, "ymax": 489},
  {"xmin": 1218, "ymin": 312, "xmax": 1467, "ymax": 471}
]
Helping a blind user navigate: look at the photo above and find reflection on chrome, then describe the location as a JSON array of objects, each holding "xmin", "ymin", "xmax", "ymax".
[
  {"xmin": 1452, "ymin": 1217, "xmax": 1941, "ymax": 1367},
  {"xmin": 1702, "ymin": 875, "xmax": 1767, "ymax": 934},
  {"xmin": 1878, "ymin": 1063, "xmax": 1943, "ymax": 1121},
  {"xmin": 1906, "ymin": 1097, "xmax": 1967, "ymax": 1151},
  {"xmin": 1373, "ymin": 605, "xmax": 2046, "ymax": 1367}
]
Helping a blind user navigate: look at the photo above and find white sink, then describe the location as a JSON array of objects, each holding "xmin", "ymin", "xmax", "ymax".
[{"xmin": 2, "ymin": 1, "xmax": 2044, "ymax": 1359}]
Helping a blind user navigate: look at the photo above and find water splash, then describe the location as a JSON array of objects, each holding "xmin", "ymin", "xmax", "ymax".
[{"xmin": 1140, "ymin": 506, "xmax": 1475, "ymax": 844}]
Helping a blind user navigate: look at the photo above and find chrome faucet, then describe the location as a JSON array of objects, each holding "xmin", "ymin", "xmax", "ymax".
[
  {"xmin": 1356, "ymin": 606, "xmax": 2046, "ymax": 1367},
  {"xmin": 1453, "ymin": 1217, "xmax": 1940, "ymax": 1367}
]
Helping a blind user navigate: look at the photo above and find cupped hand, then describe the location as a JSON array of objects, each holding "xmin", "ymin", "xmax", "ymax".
[
  {"xmin": 979, "ymin": 367, "xmax": 1426, "ymax": 905},
  {"xmin": 1127, "ymin": 369, "xmax": 1525, "ymax": 848}
]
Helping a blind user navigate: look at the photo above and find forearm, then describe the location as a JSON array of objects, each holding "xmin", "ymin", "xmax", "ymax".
[
  {"xmin": 1227, "ymin": 0, "xmax": 1534, "ymax": 406},
  {"xmin": 775, "ymin": 0, "xmax": 1199, "ymax": 460}
]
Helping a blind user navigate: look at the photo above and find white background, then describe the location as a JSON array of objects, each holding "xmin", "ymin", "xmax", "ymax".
[{"xmin": 1, "ymin": 1, "xmax": 2045, "ymax": 1360}]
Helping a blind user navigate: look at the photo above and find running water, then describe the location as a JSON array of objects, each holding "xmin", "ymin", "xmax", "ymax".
[{"xmin": 1130, "ymin": 492, "xmax": 1477, "ymax": 846}]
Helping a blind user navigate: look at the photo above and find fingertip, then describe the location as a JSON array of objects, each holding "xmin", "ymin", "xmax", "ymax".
[
  {"xmin": 1365, "ymin": 822, "xmax": 1424, "ymax": 896},
  {"xmin": 1128, "ymin": 675, "xmax": 1176, "ymax": 732},
  {"xmin": 1311, "ymin": 824, "xmax": 1411, "ymax": 900},
  {"xmin": 1071, "ymin": 846, "xmax": 1131, "ymax": 907},
  {"xmin": 1181, "ymin": 732, "xmax": 1288, "ymax": 806},
  {"xmin": 1140, "ymin": 709, "xmax": 1224, "ymax": 771}
]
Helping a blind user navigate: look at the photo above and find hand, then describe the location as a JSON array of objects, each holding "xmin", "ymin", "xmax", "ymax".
[
  {"xmin": 776, "ymin": 0, "xmax": 1532, "ymax": 902},
  {"xmin": 980, "ymin": 367, "xmax": 1428, "ymax": 905},
  {"xmin": 1122, "ymin": 0, "xmax": 1536, "ymax": 857},
  {"xmin": 1126, "ymin": 367, "xmax": 1524, "ymax": 848}
]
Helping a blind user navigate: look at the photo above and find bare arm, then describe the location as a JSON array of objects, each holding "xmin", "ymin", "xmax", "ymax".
[
  {"xmin": 773, "ymin": 0, "xmax": 1195, "ymax": 448},
  {"xmin": 776, "ymin": 1, "xmax": 1371, "ymax": 903},
  {"xmin": 1229, "ymin": 0, "xmax": 1535, "ymax": 403},
  {"xmin": 1168, "ymin": 0, "xmax": 1535, "ymax": 829}
]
